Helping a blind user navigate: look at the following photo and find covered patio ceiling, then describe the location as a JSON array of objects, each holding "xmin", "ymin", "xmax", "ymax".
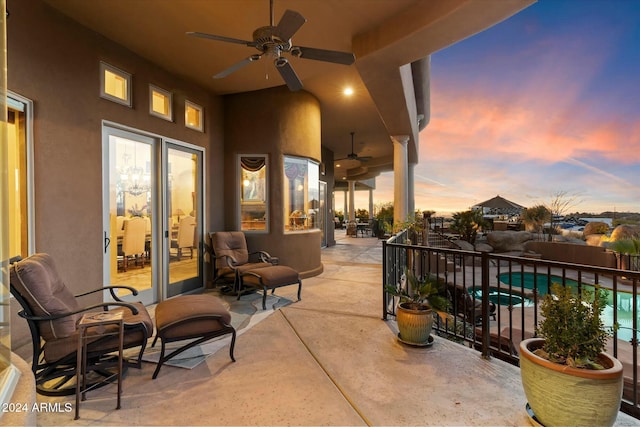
[{"xmin": 42, "ymin": 0, "xmax": 534, "ymax": 181}]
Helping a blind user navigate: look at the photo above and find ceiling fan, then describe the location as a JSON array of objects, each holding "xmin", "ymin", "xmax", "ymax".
[
  {"xmin": 187, "ymin": 0, "xmax": 356, "ymax": 92},
  {"xmin": 336, "ymin": 132, "xmax": 372, "ymax": 162}
]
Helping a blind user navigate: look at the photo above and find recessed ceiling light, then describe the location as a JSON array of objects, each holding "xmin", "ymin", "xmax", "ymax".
[
  {"xmin": 343, "ymin": 87, "xmax": 353, "ymax": 96},
  {"xmin": 336, "ymin": 163, "xmax": 341, "ymax": 168}
]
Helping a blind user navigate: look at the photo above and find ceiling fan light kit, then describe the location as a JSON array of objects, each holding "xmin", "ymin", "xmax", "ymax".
[{"xmin": 187, "ymin": 0, "xmax": 355, "ymax": 91}]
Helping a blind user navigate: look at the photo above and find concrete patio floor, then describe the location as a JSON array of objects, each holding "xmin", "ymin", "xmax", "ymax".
[{"xmin": 17, "ymin": 231, "xmax": 639, "ymax": 426}]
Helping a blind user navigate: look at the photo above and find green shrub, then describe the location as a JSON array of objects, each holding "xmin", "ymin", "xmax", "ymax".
[{"xmin": 536, "ymin": 283, "xmax": 611, "ymax": 369}]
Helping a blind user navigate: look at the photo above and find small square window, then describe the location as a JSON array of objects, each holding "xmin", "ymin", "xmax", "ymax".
[
  {"xmin": 149, "ymin": 85, "xmax": 173, "ymax": 121},
  {"xmin": 100, "ymin": 62, "xmax": 132, "ymax": 107},
  {"xmin": 185, "ymin": 100, "xmax": 204, "ymax": 132}
]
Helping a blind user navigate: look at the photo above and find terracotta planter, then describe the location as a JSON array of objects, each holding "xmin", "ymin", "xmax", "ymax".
[
  {"xmin": 519, "ymin": 338, "xmax": 623, "ymax": 427},
  {"xmin": 396, "ymin": 302, "xmax": 434, "ymax": 345}
]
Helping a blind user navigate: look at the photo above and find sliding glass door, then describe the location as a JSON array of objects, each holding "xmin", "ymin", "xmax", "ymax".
[
  {"xmin": 164, "ymin": 142, "xmax": 203, "ymax": 297},
  {"xmin": 102, "ymin": 125, "xmax": 204, "ymax": 304},
  {"xmin": 103, "ymin": 127, "xmax": 156, "ymax": 304}
]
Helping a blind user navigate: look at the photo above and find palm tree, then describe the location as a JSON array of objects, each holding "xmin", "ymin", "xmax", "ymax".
[
  {"xmin": 522, "ymin": 204, "xmax": 550, "ymax": 240},
  {"xmin": 450, "ymin": 209, "xmax": 487, "ymax": 244}
]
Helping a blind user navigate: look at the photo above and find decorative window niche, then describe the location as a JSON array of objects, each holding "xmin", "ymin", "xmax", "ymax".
[
  {"xmin": 284, "ymin": 156, "xmax": 319, "ymax": 232},
  {"xmin": 239, "ymin": 155, "xmax": 268, "ymax": 232},
  {"xmin": 149, "ymin": 85, "xmax": 173, "ymax": 121},
  {"xmin": 185, "ymin": 100, "xmax": 204, "ymax": 132},
  {"xmin": 100, "ymin": 61, "xmax": 132, "ymax": 106}
]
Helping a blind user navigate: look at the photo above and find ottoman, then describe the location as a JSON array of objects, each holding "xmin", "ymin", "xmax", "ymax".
[
  {"xmin": 151, "ymin": 294, "xmax": 236, "ymax": 379},
  {"xmin": 239, "ymin": 265, "xmax": 302, "ymax": 310}
]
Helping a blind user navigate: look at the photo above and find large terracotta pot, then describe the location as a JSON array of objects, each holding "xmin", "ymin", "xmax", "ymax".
[
  {"xmin": 396, "ymin": 302, "xmax": 433, "ymax": 345},
  {"xmin": 519, "ymin": 338, "xmax": 623, "ymax": 427}
]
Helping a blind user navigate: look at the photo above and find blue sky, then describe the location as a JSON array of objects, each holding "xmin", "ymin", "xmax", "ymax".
[{"xmin": 343, "ymin": 0, "xmax": 640, "ymax": 216}]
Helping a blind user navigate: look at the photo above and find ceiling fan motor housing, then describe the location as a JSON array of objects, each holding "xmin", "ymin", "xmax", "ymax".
[{"xmin": 253, "ymin": 26, "xmax": 291, "ymax": 54}]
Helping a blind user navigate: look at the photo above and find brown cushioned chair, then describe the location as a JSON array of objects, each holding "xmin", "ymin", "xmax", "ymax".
[
  {"xmin": 9, "ymin": 253, "xmax": 153, "ymax": 396},
  {"xmin": 208, "ymin": 231, "xmax": 277, "ymax": 292}
]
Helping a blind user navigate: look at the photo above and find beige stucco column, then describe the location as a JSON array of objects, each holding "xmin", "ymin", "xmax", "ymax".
[
  {"xmin": 408, "ymin": 162, "xmax": 415, "ymax": 216},
  {"xmin": 343, "ymin": 189, "xmax": 348, "ymax": 220},
  {"xmin": 392, "ymin": 135, "xmax": 409, "ymax": 225},
  {"xmin": 348, "ymin": 180, "xmax": 356, "ymax": 221},
  {"xmin": 369, "ymin": 189, "xmax": 374, "ymax": 219}
]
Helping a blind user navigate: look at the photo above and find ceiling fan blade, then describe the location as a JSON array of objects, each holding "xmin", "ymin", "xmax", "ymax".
[
  {"xmin": 356, "ymin": 156, "xmax": 372, "ymax": 162},
  {"xmin": 275, "ymin": 10, "xmax": 306, "ymax": 41},
  {"xmin": 292, "ymin": 46, "xmax": 355, "ymax": 65},
  {"xmin": 214, "ymin": 54, "xmax": 262, "ymax": 79},
  {"xmin": 275, "ymin": 59, "xmax": 303, "ymax": 92},
  {"xmin": 187, "ymin": 31, "xmax": 255, "ymax": 47}
]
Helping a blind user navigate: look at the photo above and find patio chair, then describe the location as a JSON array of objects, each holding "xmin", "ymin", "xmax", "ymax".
[
  {"xmin": 346, "ymin": 220, "xmax": 357, "ymax": 237},
  {"xmin": 208, "ymin": 231, "xmax": 277, "ymax": 292},
  {"xmin": 9, "ymin": 253, "xmax": 153, "ymax": 396},
  {"xmin": 447, "ymin": 283, "xmax": 496, "ymax": 325},
  {"xmin": 473, "ymin": 327, "xmax": 518, "ymax": 356}
]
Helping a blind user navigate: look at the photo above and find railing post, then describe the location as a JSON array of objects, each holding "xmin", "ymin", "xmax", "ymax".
[
  {"xmin": 382, "ymin": 240, "xmax": 388, "ymax": 320},
  {"xmin": 481, "ymin": 251, "xmax": 491, "ymax": 359}
]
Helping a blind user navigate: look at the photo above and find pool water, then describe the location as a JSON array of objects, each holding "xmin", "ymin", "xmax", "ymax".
[{"xmin": 469, "ymin": 272, "xmax": 638, "ymax": 342}]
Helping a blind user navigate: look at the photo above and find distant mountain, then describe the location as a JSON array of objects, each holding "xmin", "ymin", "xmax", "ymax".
[
  {"xmin": 601, "ymin": 212, "xmax": 640, "ymax": 220},
  {"xmin": 565, "ymin": 212, "xmax": 640, "ymax": 226}
]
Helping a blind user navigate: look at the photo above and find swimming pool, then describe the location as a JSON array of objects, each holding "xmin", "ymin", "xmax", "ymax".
[
  {"xmin": 469, "ymin": 272, "xmax": 637, "ymax": 342},
  {"xmin": 468, "ymin": 272, "xmax": 576, "ymax": 308}
]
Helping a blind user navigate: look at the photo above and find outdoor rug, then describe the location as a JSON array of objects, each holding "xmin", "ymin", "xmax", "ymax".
[{"xmin": 141, "ymin": 289, "xmax": 294, "ymax": 369}]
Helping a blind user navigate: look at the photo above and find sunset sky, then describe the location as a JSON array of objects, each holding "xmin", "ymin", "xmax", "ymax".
[{"xmin": 338, "ymin": 0, "xmax": 639, "ymax": 217}]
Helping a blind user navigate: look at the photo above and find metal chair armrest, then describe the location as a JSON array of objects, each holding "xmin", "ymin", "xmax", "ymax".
[
  {"xmin": 75, "ymin": 286, "xmax": 139, "ymax": 302},
  {"xmin": 18, "ymin": 301, "xmax": 140, "ymax": 322},
  {"xmin": 216, "ymin": 254, "xmax": 239, "ymax": 268},
  {"xmin": 249, "ymin": 250, "xmax": 273, "ymax": 263}
]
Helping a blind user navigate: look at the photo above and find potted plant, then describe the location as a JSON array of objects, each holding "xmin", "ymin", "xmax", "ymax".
[
  {"xmin": 519, "ymin": 283, "xmax": 623, "ymax": 426},
  {"xmin": 386, "ymin": 269, "xmax": 450, "ymax": 346}
]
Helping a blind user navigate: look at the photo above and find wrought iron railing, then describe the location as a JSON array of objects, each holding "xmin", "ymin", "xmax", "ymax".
[{"xmin": 383, "ymin": 232, "xmax": 640, "ymax": 419}]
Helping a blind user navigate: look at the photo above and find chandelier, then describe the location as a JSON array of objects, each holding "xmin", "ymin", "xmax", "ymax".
[{"xmin": 118, "ymin": 152, "xmax": 150, "ymax": 196}]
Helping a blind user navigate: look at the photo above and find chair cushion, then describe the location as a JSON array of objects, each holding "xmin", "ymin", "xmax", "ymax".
[
  {"xmin": 212, "ymin": 231, "xmax": 250, "ymax": 267},
  {"xmin": 10, "ymin": 253, "xmax": 81, "ymax": 340},
  {"xmin": 155, "ymin": 295, "xmax": 231, "ymax": 340},
  {"xmin": 242, "ymin": 265, "xmax": 300, "ymax": 288},
  {"xmin": 43, "ymin": 303, "xmax": 152, "ymax": 363}
]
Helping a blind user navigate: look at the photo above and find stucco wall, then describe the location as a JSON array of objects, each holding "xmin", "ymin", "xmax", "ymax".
[
  {"xmin": 8, "ymin": 1, "xmax": 224, "ymax": 348},
  {"xmin": 321, "ymin": 145, "xmax": 336, "ymax": 248},
  {"xmin": 523, "ymin": 241, "xmax": 617, "ymax": 269},
  {"xmin": 223, "ymin": 86, "xmax": 323, "ymax": 276}
]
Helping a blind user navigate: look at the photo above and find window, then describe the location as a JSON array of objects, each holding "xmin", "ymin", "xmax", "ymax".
[
  {"xmin": 239, "ymin": 156, "xmax": 268, "ymax": 232},
  {"xmin": 149, "ymin": 85, "xmax": 172, "ymax": 121},
  {"xmin": 1, "ymin": 93, "xmax": 34, "ymax": 387},
  {"xmin": 283, "ymin": 156, "xmax": 319, "ymax": 232},
  {"xmin": 185, "ymin": 100, "xmax": 203, "ymax": 132},
  {"xmin": 100, "ymin": 62, "xmax": 132, "ymax": 107},
  {"xmin": 7, "ymin": 93, "xmax": 34, "ymax": 259}
]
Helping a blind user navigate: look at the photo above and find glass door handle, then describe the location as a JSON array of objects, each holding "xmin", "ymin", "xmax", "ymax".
[{"xmin": 104, "ymin": 231, "xmax": 111, "ymax": 254}]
